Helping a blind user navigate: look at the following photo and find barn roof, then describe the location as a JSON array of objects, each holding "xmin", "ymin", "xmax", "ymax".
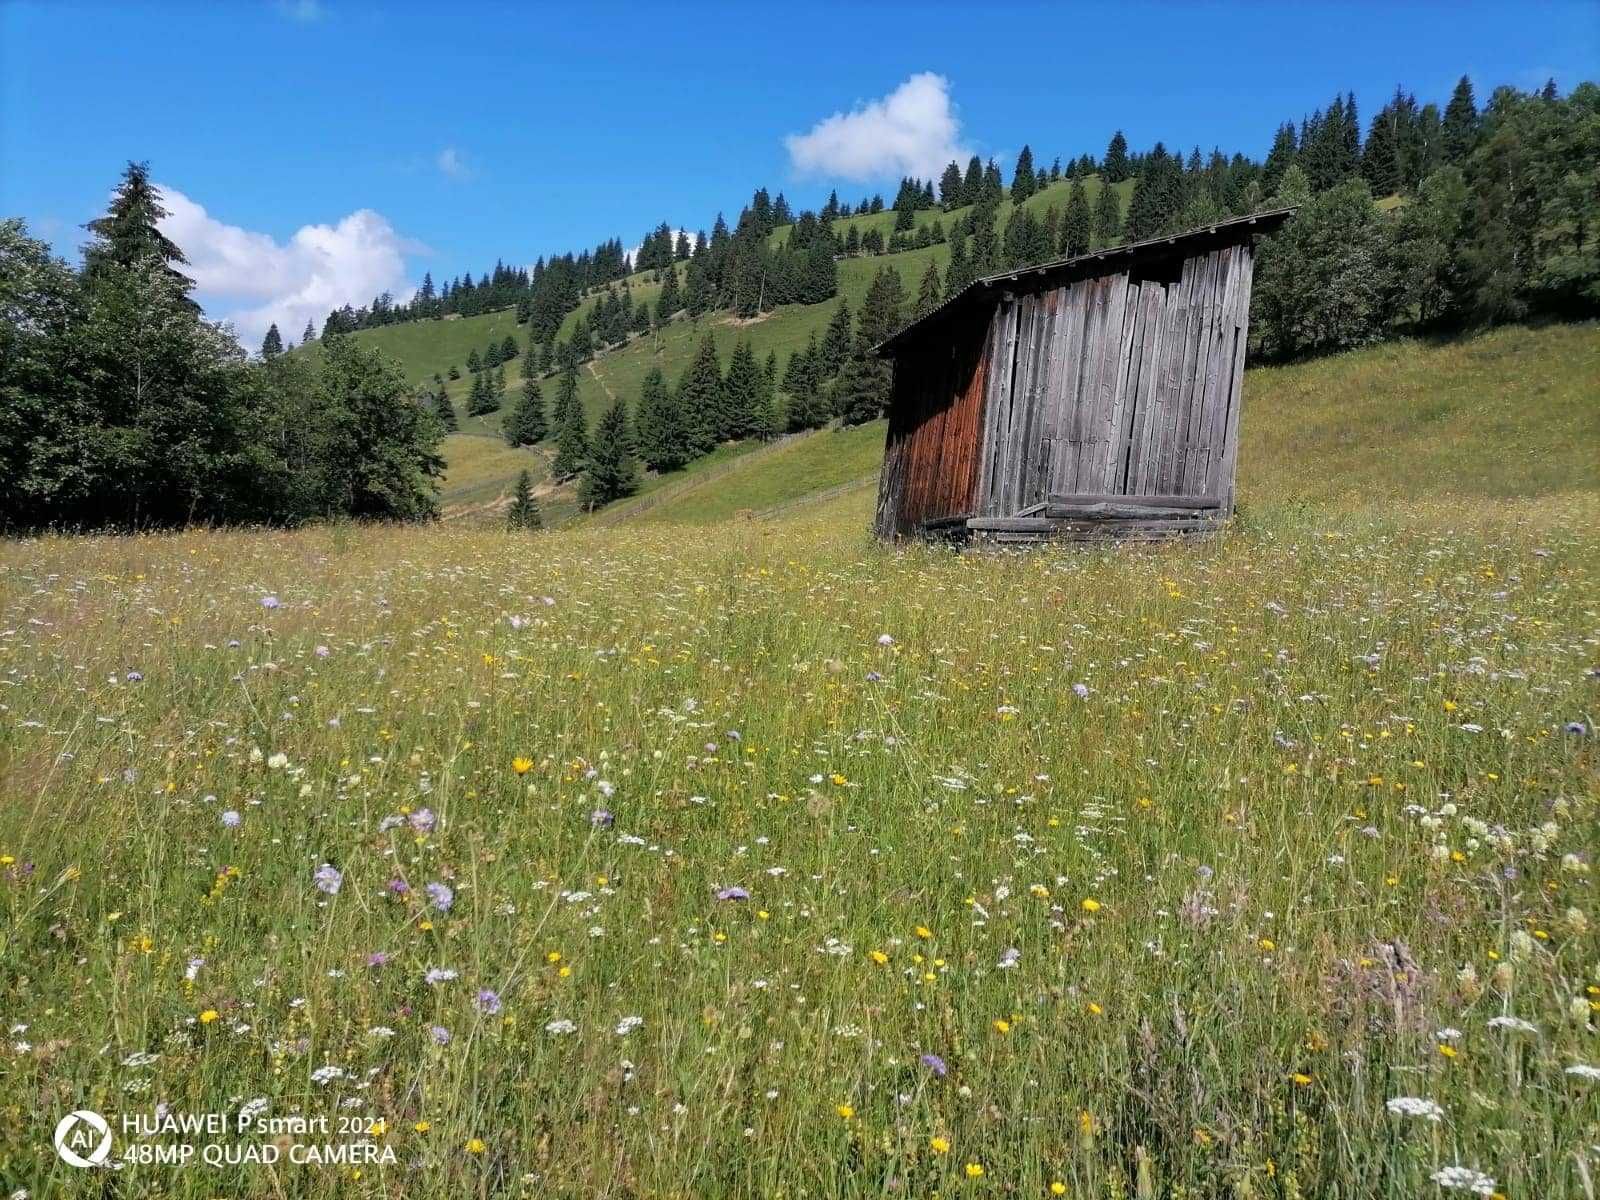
[{"xmin": 874, "ymin": 206, "xmax": 1297, "ymax": 357}]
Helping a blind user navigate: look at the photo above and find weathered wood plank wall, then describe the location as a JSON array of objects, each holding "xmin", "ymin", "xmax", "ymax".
[{"xmin": 875, "ymin": 231, "xmax": 1258, "ymax": 540}]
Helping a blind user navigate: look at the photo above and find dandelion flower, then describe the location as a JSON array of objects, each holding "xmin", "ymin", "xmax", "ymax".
[
  {"xmin": 965, "ymin": 1163, "xmax": 984, "ymax": 1178},
  {"xmin": 836, "ymin": 1104, "xmax": 855, "ymax": 1120},
  {"xmin": 929, "ymin": 1136, "xmax": 950, "ymax": 1154},
  {"xmin": 512, "ymin": 757, "xmax": 534, "ymax": 775},
  {"xmin": 1080, "ymin": 898, "xmax": 1101, "ymax": 913}
]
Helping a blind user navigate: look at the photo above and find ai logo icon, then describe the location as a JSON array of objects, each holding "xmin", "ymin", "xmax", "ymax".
[{"xmin": 54, "ymin": 1110, "xmax": 112, "ymax": 1168}]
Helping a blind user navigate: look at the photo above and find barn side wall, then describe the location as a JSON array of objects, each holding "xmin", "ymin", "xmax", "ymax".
[{"xmin": 873, "ymin": 316, "xmax": 992, "ymax": 538}]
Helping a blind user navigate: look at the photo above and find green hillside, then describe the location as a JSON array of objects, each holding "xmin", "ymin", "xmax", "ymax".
[
  {"xmin": 351, "ymin": 177, "xmax": 1135, "ymax": 514},
  {"xmin": 562, "ymin": 321, "xmax": 1599, "ymax": 530}
]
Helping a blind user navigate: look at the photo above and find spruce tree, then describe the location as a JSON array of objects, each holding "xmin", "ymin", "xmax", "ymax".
[
  {"xmin": 752, "ymin": 351, "xmax": 779, "ymax": 441},
  {"xmin": 551, "ymin": 363, "xmax": 580, "ymax": 429},
  {"xmin": 945, "ymin": 232, "xmax": 971, "ymax": 294},
  {"xmin": 1360, "ymin": 101, "xmax": 1402, "ymax": 198},
  {"xmin": 722, "ymin": 339, "xmax": 764, "ymax": 440},
  {"xmin": 504, "ymin": 375, "xmax": 546, "ymax": 445},
  {"xmin": 1103, "ymin": 132, "xmax": 1130, "ymax": 182},
  {"xmin": 261, "ymin": 323, "xmax": 283, "ymax": 359},
  {"xmin": 1093, "ymin": 183, "xmax": 1124, "ymax": 247},
  {"xmin": 1011, "ymin": 145, "xmax": 1037, "ymax": 202},
  {"xmin": 506, "ymin": 469, "xmax": 543, "ymax": 530},
  {"xmin": 82, "ymin": 161, "xmax": 194, "ymax": 296},
  {"xmin": 550, "ymin": 394, "xmax": 589, "ymax": 480},
  {"xmin": 433, "ymin": 390, "xmax": 459, "ymax": 432},
  {"xmin": 578, "ymin": 399, "xmax": 638, "ymax": 508},
  {"xmin": 1440, "ymin": 75, "xmax": 1479, "ymax": 164},
  {"xmin": 302, "ymin": 319, "xmax": 316, "ymax": 344},
  {"xmin": 656, "ymin": 265, "xmax": 681, "ymax": 321},
  {"xmin": 939, "ymin": 161, "xmax": 964, "ymax": 209},
  {"xmin": 835, "ymin": 332, "xmax": 891, "ymax": 426},
  {"xmin": 1062, "ymin": 179, "xmax": 1093, "ymax": 256},
  {"xmin": 961, "ymin": 155, "xmax": 984, "ymax": 205},
  {"xmin": 634, "ymin": 366, "xmax": 689, "ymax": 472},
  {"xmin": 915, "ymin": 260, "xmax": 943, "ymax": 318},
  {"xmin": 676, "ymin": 334, "xmax": 723, "ymax": 455},
  {"xmin": 820, "ymin": 300, "xmax": 852, "ymax": 377}
]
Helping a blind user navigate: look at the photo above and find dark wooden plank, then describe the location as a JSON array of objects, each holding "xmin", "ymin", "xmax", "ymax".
[
  {"xmin": 1213, "ymin": 241, "xmax": 1255, "ymax": 514},
  {"xmin": 1169, "ymin": 249, "xmax": 1212, "ymax": 495},
  {"xmin": 1044, "ymin": 501, "xmax": 1219, "ymax": 520},
  {"xmin": 1150, "ymin": 268, "xmax": 1191, "ymax": 494},
  {"xmin": 1190, "ymin": 245, "xmax": 1237, "ymax": 495},
  {"xmin": 1127, "ymin": 280, "xmax": 1168, "ymax": 494},
  {"xmin": 1047, "ymin": 492, "xmax": 1221, "ymax": 507},
  {"xmin": 1049, "ymin": 280, "xmax": 1090, "ymax": 495}
]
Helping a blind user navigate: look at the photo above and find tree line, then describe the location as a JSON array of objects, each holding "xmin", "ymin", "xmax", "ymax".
[{"xmin": 1, "ymin": 164, "xmax": 444, "ymax": 531}]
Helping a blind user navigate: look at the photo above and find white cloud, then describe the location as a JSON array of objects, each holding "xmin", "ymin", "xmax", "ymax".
[
  {"xmin": 156, "ymin": 184, "xmax": 421, "ymax": 350},
  {"xmin": 785, "ymin": 72, "xmax": 971, "ymax": 183},
  {"xmin": 435, "ymin": 146, "xmax": 472, "ymax": 180},
  {"xmin": 276, "ymin": 0, "xmax": 326, "ymax": 22}
]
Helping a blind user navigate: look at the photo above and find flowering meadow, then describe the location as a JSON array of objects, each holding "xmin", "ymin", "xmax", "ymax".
[{"xmin": 1, "ymin": 490, "xmax": 1597, "ymax": 1198}]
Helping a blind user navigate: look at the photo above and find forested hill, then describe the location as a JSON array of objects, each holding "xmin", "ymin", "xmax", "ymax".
[
  {"xmin": 328, "ymin": 75, "xmax": 1598, "ymax": 525},
  {"xmin": 1, "ymin": 76, "xmax": 1595, "ymax": 532}
]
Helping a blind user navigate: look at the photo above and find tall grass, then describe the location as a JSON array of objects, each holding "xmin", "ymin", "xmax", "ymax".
[{"xmin": 1, "ymin": 479, "xmax": 1595, "ymax": 1196}]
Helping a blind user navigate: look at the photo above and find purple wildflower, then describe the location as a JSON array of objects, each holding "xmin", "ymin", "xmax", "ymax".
[
  {"xmin": 476, "ymin": 989, "xmax": 502, "ymax": 1015},
  {"xmin": 314, "ymin": 645, "xmax": 330, "ymax": 658},
  {"xmin": 716, "ymin": 886, "xmax": 750, "ymax": 902},
  {"xmin": 920, "ymin": 1053, "xmax": 948, "ymax": 1078},
  {"xmin": 428, "ymin": 1024, "xmax": 451, "ymax": 1046},
  {"xmin": 366, "ymin": 952, "xmax": 390, "ymax": 968},
  {"xmin": 261, "ymin": 596, "xmax": 280, "ymax": 610},
  {"xmin": 125, "ymin": 670, "xmax": 143, "ymax": 683},
  {"xmin": 425, "ymin": 881, "xmax": 454, "ymax": 912},
  {"xmin": 1072, "ymin": 682, "xmax": 1090, "ymax": 699},
  {"xmin": 220, "ymin": 810, "xmax": 242, "ymax": 828},
  {"xmin": 313, "ymin": 863, "xmax": 343, "ymax": 895},
  {"xmin": 589, "ymin": 808, "xmax": 614, "ymax": 828},
  {"xmin": 1565, "ymin": 721, "xmax": 1588, "ymax": 736},
  {"xmin": 409, "ymin": 807, "xmax": 436, "ymax": 834},
  {"xmin": 387, "ymin": 878, "xmax": 410, "ymax": 896}
]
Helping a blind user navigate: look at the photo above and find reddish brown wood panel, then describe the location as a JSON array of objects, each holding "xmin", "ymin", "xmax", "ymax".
[{"xmin": 876, "ymin": 317, "xmax": 991, "ymax": 536}]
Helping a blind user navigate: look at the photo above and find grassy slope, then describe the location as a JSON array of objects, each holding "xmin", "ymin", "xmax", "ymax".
[
  {"xmin": 1239, "ymin": 321, "xmax": 1600, "ymax": 509},
  {"xmin": 354, "ymin": 178, "xmax": 1133, "ymax": 511},
  {"xmin": 632, "ymin": 421, "xmax": 888, "ymax": 524},
  {"xmin": 624, "ymin": 322, "xmax": 1599, "ymax": 528}
]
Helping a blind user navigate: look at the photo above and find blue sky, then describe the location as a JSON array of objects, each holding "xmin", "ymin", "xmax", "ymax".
[{"xmin": 2, "ymin": 1, "xmax": 1592, "ymax": 345}]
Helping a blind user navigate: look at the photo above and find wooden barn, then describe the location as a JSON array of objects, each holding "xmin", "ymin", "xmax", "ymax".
[{"xmin": 872, "ymin": 208, "xmax": 1294, "ymax": 543}]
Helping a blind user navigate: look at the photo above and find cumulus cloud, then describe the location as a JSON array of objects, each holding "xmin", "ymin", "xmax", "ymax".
[
  {"xmin": 785, "ymin": 72, "xmax": 971, "ymax": 183},
  {"xmin": 157, "ymin": 184, "xmax": 421, "ymax": 350},
  {"xmin": 435, "ymin": 146, "xmax": 473, "ymax": 180}
]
